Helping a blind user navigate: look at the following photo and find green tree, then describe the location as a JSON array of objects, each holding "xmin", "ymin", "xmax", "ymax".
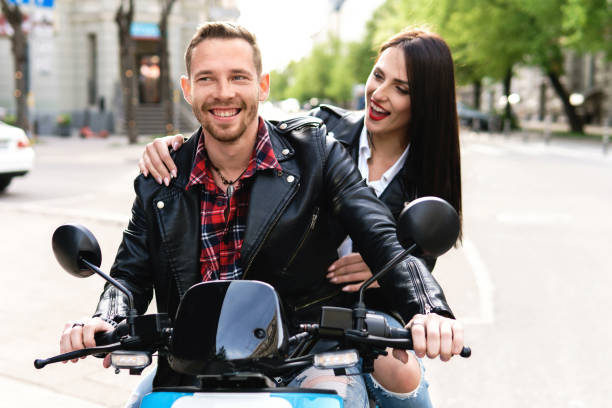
[
  {"xmin": 115, "ymin": 0, "xmax": 139, "ymax": 144},
  {"xmin": 370, "ymin": 0, "xmax": 612, "ymax": 133},
  {"xmin": 158, "ymin": 0, "xmax": 178, "ymax": 135}
]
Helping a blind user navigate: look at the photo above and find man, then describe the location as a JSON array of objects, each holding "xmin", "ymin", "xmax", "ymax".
[{"xmin": 60, "ymin": 22, "xmax": 463, "ymax": 406}]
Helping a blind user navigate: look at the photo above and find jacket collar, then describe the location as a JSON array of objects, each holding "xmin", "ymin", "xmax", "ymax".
[{"xmin": 327, "ymin": 111, "xmax": 364, "ymax": 150}]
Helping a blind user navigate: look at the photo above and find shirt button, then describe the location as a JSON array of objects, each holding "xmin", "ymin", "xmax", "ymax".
[
  {"xmin": 156, "ymin": 201, "xmax": 165, "ymax": 209},
  {"xmin": 286, "ymin": 175, "xmax": 295, "ymax": 183},
  {"xmin": 282, "ymin": 148, "xmax": 290, "ymax": 155},
  {"xmin": 279, "ymin": 123, "xmax": 288, "ymax": 130}
]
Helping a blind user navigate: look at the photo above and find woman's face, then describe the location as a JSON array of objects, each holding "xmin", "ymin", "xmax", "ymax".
[{"xmin": 364, "ymin": 46, "xmax": 411, "ymax": 141}]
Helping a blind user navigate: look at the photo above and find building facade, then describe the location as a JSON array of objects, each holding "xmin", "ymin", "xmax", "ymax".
[
  {"xmin": 459, "ymin": 52, "xmax": 612, "ymax": 129},
  {"xmin": 0, "ymin": 0, "xmax": 238, "ymax": 136}
]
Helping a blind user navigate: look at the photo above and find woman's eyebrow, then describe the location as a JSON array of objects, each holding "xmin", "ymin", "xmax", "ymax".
[{"xmin": 375, "ymin": 67, "xmax": 409, "ymax": 86}]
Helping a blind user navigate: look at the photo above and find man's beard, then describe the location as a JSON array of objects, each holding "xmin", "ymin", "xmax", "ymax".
[{"xmin": 192, "ymin": 98, "xmax": 259, "ymax": 144}]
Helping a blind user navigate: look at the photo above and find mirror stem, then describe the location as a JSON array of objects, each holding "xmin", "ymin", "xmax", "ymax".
[
  {"xmin": 354, "ymin": 244, "xmax": 416, "ymax": 331},
  {"xmin": 80, "ymin": 257, "xmax": 138, "ymax": 336}
]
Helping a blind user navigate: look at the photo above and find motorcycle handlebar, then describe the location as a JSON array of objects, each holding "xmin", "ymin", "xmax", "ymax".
[
  {"xmin": 34, "ymin": 321, "xmax": 130, "ymax": 369},
  {"xmin": 94, "ymin": 320, "xmax": 130, "ymax": 346},
  {"xmin": 385, "ymin": 327, "xmax": 471, "ymax": 358}
]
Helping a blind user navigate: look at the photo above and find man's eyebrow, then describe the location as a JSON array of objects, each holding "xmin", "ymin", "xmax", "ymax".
[
  {"xmin": 192, "ymin": 69, "xmax": 253, "ymax": 77},
  {"xmin": 193, "ymin": 70, "xmax": 213, "ymax": 77},
  {"xmin": 230, "ymin": 69, "xmax": 253, "ymax": 76}
]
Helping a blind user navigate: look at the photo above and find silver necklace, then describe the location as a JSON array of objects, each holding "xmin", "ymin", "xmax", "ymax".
[{"xmin": 209, "ymin": 162, "xmax": 249, "ymax": 198}]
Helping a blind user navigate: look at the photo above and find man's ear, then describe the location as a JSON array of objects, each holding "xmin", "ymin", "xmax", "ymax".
[
  {"xmin": 180, "ymin": 75, "xmax": 192, "ymax": 105},
  {"xmin": 258, "ymin": 72, "xmax": 270, "ymax": 102}
]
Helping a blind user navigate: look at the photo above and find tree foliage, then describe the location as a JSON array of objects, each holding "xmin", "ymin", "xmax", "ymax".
[
  {"xmin": 367, "ymin": 0, "xmax": 611, "ymax": 132},
  {"xmin": 269, "ymin": 33, "xmax": 377, "ymax": 106},
  {"xmin": 115, "ymin": 0, "xmax": 139, "ymax": 143},
  {"xmin": 270, "ymin": 0, "xmax": 610, "ymax": 129}
]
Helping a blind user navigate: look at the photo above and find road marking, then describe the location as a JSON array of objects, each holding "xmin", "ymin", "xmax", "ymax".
[{"xmin": 462, "ymin": 238, "xmax": 495, "ymax": 325}]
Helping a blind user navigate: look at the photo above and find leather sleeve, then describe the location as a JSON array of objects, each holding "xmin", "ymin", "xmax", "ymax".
[
  {"xmin": 322, "ymin": 134, "xmax": 454, "ymax": 321},
  {"xmin": 93, "ymin": 176, "xmax": 155, "ymax": 322}
]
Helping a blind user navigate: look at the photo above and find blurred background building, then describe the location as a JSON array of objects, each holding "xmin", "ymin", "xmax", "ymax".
[
  {"xmin": 0, "ymin": 0, "xmax": 239, "ymax": 136},
  {"xmin": 460, "ymin": 53, "xmax": 611, "ymax": 127}
]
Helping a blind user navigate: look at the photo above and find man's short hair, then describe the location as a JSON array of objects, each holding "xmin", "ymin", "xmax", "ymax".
[{"xmin": 185, "ymin": 22, "xmax": 262, "ymax": 77}]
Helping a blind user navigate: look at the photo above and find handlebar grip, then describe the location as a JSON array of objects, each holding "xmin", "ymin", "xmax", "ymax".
[
  {"xmin": 388, "ymin": 327, "xmax": 471, "ymax": 358},
  {"xmin": 388, "ymin": 327, "xmax": 410, "ymax": 339},
  {"xmin": 94, "ymin": 320, "xmax": 129, "ymax": 346}
]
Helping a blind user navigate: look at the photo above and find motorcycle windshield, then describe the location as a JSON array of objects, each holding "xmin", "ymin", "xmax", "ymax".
[{"xmin": 169, "ymin": 280, "xmax": 288, "ymax": 375}]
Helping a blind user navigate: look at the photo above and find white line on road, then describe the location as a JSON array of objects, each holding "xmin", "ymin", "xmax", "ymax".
[{"xmin": 462, "ymin": 238, "xmax": 495, "ymax": 325}]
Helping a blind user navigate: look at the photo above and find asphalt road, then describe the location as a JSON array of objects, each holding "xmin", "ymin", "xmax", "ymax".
[{"xmin": 1, "ymin": 131, "xmax": 611, "ymax": 407}]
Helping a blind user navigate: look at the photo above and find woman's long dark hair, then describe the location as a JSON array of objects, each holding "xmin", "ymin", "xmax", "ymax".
[{"xmin": 378, "ymin": 29, "xmax": 462, "ymax": 235}]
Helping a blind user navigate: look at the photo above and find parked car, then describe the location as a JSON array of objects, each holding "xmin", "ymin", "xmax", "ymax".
[
  {"xmin": 0, "ymin": 121, "xmax": 35, "ymax": 192},
  {"xmin": 457, "ymin": 102, "xmax": 497, "ymax": 131}
]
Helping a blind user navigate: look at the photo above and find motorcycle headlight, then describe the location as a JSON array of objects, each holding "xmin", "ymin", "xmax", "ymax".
[
  {"xmin": 110, "ymin": 351, "xmax": 151, "ymax": 370},
  {"xmin": 314, "ymin": 349, "xmax": 359, "ymax": 369}
]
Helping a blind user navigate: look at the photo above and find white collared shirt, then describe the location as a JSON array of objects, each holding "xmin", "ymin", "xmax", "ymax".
[{"xmin": 337, "ymin": 127, "xmax": 410, "ymax": 257}]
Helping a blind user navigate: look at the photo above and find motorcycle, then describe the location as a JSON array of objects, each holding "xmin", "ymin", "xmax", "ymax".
[{"xmin": 35, "ymin": 196, "xmax": 470, "ymax": 407}]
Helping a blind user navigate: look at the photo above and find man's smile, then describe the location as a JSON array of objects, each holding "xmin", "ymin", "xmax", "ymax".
[{"xmin": 210, "ymin": 108, "xmax": 241, "ymax": 119}]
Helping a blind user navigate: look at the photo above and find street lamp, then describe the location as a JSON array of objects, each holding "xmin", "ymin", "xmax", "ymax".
[
  {"xmin": 569, "ymin": 93, "xmax": 584, "ymax": 106},
  {"xmin": 508, "ymin": 93, "xmax": 520, "ymax": 105}
]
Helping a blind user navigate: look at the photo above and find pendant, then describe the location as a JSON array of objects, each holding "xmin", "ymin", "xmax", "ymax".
[{"xmin": 226, "ymin": 184, "xmax": 235, "ymax": 198}]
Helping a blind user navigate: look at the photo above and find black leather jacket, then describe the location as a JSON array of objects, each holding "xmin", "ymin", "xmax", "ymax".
[
  {"xmin": 94, "ymin": 116, "xmax": 452, "ymax": 384},
  {"xmin": 311, "ymin": 105, "xmax": 417, "ymax": 220}
]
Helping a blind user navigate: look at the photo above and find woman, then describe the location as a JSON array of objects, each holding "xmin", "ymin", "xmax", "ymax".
[{"xmin": 138, "ymin": 29, "xmax": 462, "ymax": 407}]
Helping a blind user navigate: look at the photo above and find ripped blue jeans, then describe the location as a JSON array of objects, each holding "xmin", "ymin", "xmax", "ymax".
[
  {"xmin": 364, "ymin": 311, "xmax": 433, "ymax": 408},
  {"xmin": 289, "ymin": 312, "xmax": 432, "ymax": 408}
]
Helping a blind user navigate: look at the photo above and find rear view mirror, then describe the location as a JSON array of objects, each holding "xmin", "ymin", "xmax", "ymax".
[
  {"xmin": 397, "ymin": 197, "xmax": 460, "ymax": 257},
  {"xmin": 52, "ymin": 224, "xmax": 102, "ymax": 278}
]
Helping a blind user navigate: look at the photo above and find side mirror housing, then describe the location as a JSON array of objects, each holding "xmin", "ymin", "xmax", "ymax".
[
  {"xmin": 52, "ymin": 224, "xmax": 102, "ymax": 278},
  {"xmin": 397, "ymin": 197, "xmax": 460, "ymax": 257}
]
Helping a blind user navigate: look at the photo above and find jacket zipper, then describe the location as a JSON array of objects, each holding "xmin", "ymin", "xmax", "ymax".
[
  {"xmin": 283, "ymin": 207, "xmax": 319, "ymax": 271},
  {"xmin": 293, "ymin": 290, "xmax": 340, "ymax": 312},
  {"xmin": 242, "ymin": 182, "xmax": 299, "ymax": 279},
  {"xmin": 406, "ymin": 259, "xmax": 433, "ymax": 314}
]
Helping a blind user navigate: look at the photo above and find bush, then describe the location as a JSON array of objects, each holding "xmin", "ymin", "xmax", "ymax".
[{"xmin": 56, "ymin": 113, "xmax": 71, "ymax": 126}]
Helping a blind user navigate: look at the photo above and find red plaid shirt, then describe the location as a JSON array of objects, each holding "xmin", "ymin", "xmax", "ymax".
[{"xmin": 186, "ymin": 118, "xmax": 281, "ymax": 281}]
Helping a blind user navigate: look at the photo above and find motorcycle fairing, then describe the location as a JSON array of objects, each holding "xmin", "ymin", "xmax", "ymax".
[
  {"xmin": 140, "ymin": 391, "xmax": 342, "ymax": 408},
  {"xmin": 169, "ymin": 281, "xmax": 289, "ymax": 375}
]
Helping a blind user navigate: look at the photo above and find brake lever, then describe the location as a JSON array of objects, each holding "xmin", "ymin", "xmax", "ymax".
[{"xmin": 34, "ymin": 342, "xmax": 122, "ymax": 369}]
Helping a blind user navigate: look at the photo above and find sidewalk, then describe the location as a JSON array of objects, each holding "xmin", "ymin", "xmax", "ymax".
[{"xmin": 520, "ymin": 119, "xmax": 611, "ymax": 137}]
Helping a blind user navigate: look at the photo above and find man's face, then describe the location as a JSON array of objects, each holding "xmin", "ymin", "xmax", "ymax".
[{"xmin": 181, "ymin": 38, "xmax": 269, "ymax": 144}]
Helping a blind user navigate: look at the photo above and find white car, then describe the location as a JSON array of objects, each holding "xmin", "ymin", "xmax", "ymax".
[{"xmin": 0, "ymin": 121, "xmax": 35, "ymax": 192}]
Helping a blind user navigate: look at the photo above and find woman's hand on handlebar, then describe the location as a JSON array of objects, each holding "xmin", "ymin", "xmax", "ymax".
[
  {"xmin": 393, "ymin": 313, "xmax": 464, "ymax": 363},
  {"xmin": 138, "ymin": 134, "xmax": 184, "ymax": 185},
  {"xmin": 59, "ymin": 317, "xmax": 114, "ymax": 367},
  {"xmin": 327, "ymin": 252, "xmax": 380, "ymax": 292}
]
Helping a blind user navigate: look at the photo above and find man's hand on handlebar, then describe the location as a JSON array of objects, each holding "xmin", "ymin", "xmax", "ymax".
[
  {"xmin": 138, "ymin": 134, "xmax": 184, "ymax": 185},
  {"xmin": 59, "ymin": 317, "xmax": 114, "ymax": 368},
  {"xmin": 393, "ymin": 313, "xmax": 464, "ymax": 363}
]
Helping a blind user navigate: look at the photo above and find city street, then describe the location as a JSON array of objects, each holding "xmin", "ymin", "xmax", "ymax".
[{"xmin": 1, "ymin": 131, "xmax": 611, "ymax": 407}]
